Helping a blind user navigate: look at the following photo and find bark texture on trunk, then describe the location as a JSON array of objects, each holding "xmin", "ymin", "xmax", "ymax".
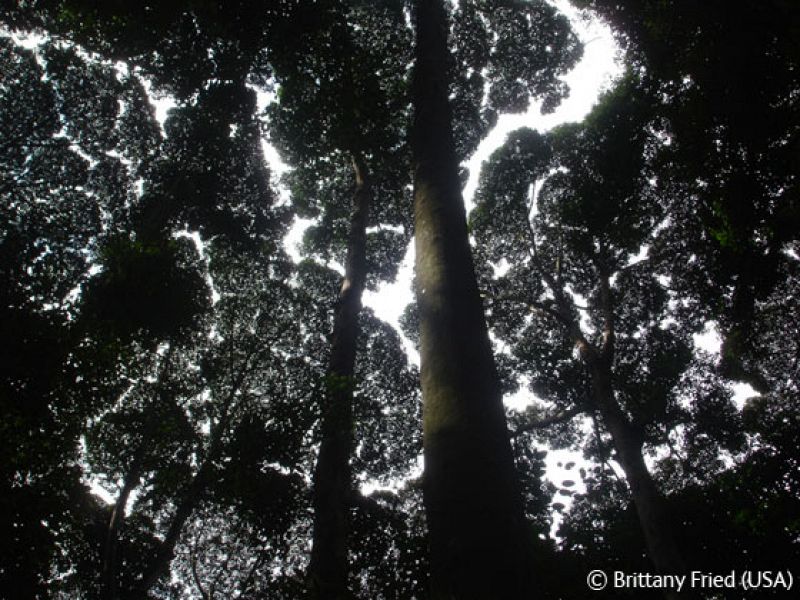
[
  {"xmin": 307, "ymin": 154, "xmax": 371, "ymax": 600},
  {"xmin": 412, "ymin": 2, "xmax": 532, "ymax": 598}
]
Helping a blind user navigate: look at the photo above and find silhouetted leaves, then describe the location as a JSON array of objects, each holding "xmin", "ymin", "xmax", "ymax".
[{"xmin": 2, "ymin": 0, "xmax": 798, "ymax": 596}]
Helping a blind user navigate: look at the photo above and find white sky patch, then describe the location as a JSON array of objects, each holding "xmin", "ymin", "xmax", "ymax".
[
  {"xmin": 492, "ymin": 257, "xmax": 512, "ymax": 278},
  {"xmin": 148, "ymin": 92, "xmax": 177, "ymax": 131},
  {"xmin": 730, "ymin": 382, "xmax": 759, "ymax": 409},
  {"xmin": 81, "ymin": 436, "xmax": 131, "ymax": 510},
  {"xmin": 566, "ymin": 286, "xmax": 593, "ymax": 334},
  {"xmin": 250, "ymin": 84, "xmax": 275, "ymax": 112},
  {"xmin": 626, "ymin": 244, "xmax": 649, "ymax": 266},
  {"xmin": 360, "ymin": 455, "xmax": 424, "ymax": 497},
  {"xmin": 692, "ymin": 321, "xmax": 761, "ymax": 408},
  {"xmin": 7, "ymin": 30, "xmax": 45, "ymax": 48},
  {"xmin": 693, "ymin": 320, "xmax": 722, "ymax": 354},
  {"xmin": 544, "ymin": 447, "xmax": 588, "ymax": 538},
  {"xmin": 282, "ymin": 217, "xmax": 315, "ymax": 264},
  {"xmin": 461, "ymin": 0, "xmax": 621, "ymax": 210},
  {"xmin": 89, "ymin": 482, "xmax": 115, "ymax": 505},
  {"xmin": 504, "ymin": 386, "xmax": 539, "ymax": 411},
  {"xmin": 530, "ymin": 178, "xmax": 547, "ymax": 218},
  {"xmin": 363, "ymin": 243, "xmax": 420, "ymax": 366},
  {"xmin": 261, "ymin": 137, "xmax": 291, "ymax": 179},
  {"xmin": 176, "ymin": 230, "xmax": 220, "ymax": 304},
  {"xmin": 83, "ymin": 439, "xmax": 116, "ymax": 507}
]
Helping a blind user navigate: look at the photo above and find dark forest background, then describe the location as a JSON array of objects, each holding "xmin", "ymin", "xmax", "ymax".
[{"xmin": 1, "ymin": 1, "xmax": 798, "ymax": 598}]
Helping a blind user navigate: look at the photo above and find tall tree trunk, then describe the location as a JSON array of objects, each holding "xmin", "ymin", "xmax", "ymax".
[
  {"xmin": 596, "ymin": 271, "xmax": 688, "ymax": 597},
  {"xmin": 563, "ymin": 268, "xmax": 689, "ymax": 599},
  {"xmin": 307, "ymin": 153, "xmax": 371, "ymax": 600},
  {"xmin": 411, "ymin": 2, "xmax": 532, "ymax": 598},
  {"xmin": 589, "ymin": 367, "xmax": 688, "ymax": 600}
]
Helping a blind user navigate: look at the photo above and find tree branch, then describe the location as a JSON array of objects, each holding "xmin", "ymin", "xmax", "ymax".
[
  {"xmin": 190, "ymin": 539, "xmax": 210, "ymax": 600},
  {"xmin": 597, "ymin": 266, "xmax": 616, "ymax": 363},
  {"xmin": 102, "ymin": 344, "xmax": 176, "ymax": 600},
  {"xmin": 510, "ymin": 405, "xmax": 586, "ymax": 438},
  {"xmin": 132, "ymin": 345, "xmax": 258, "ymax": 596}
]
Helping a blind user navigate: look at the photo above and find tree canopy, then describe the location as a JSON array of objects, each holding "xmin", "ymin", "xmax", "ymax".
[{"xmin": 1, "ymin": 1, "xmax": 797, "ymax": 599}]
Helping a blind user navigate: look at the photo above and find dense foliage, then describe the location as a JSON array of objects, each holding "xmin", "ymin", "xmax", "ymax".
[{"xmin": 1, "ymin": 1, "xmax": 797, "ymax": 598}]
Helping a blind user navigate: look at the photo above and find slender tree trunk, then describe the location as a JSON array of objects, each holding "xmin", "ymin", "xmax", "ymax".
[
  {"xmin": 132, "ymin": 460, "xmax": 213, "ymax": 597},
  {"xmin": 130, "ymin": 375, "xmax": 242, "ymax": 599},
  {"xmin": 102, "ymin": 447, "xmax": 145, "ymax": 600},
  {"xmin": 307, "ymin": 153, "xmax": 371, "ymax": 600},
  {"xmin": 104, "ymin": 348, "xmax": 175, "ymax": 600},
  {"xmin": 561, "ymin": 267, "xmax": 688, "ymax": 599},
  {"xmin": 589, "ymin": 365, "xmax": 689, "ymax": 600},
  {"xmin": 593, "ymin": 271, "xmax": 688, "ymax": 597},
  {"xmin": 411, "ymin": 2, "xmax": 532, "ymax": 598}
]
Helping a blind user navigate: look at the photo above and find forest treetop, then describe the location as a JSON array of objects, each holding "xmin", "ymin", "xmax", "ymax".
[{"xmin": 1, "ymin": 1, "xmax": 798, "ymax": 599}]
